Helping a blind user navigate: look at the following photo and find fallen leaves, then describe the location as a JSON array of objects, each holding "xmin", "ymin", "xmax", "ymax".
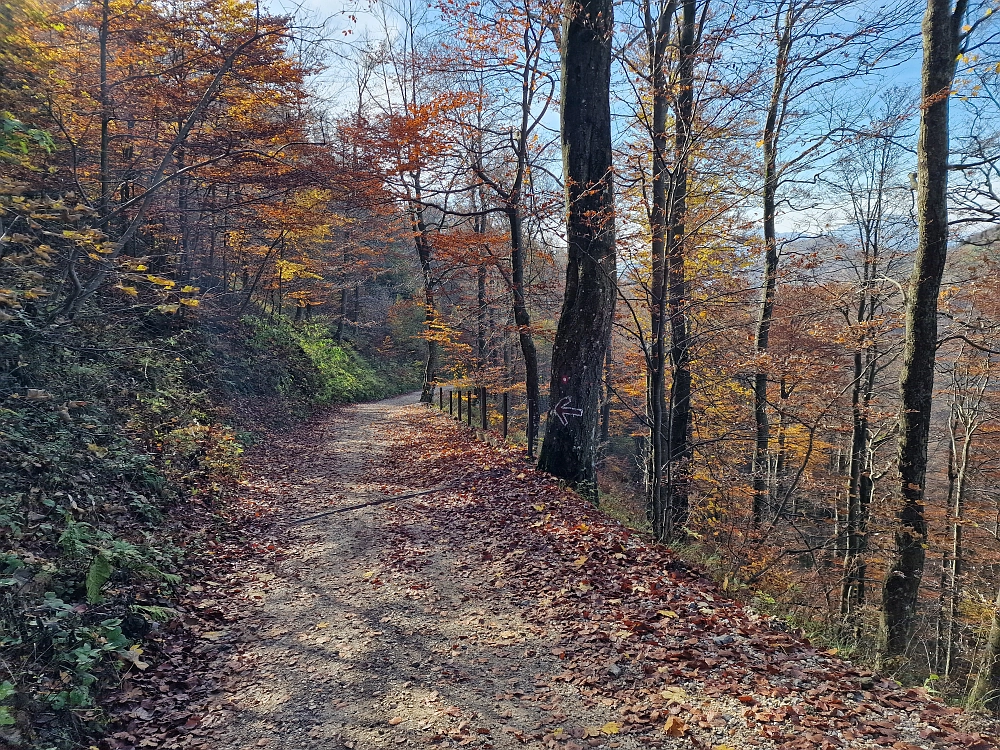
[
  {"xmin": 663, "ymin": 716, "xmax": 688, "ymax": 736},
  {"xmin": 118, "ymin": 403, "xmax": 1000, "ymax": 750},
  {"xmin": 365, "ymin": 407, "xmax": 999, "ymax": 750},
  {"xmin": 600, "ymin": 721, "xmax": 620, "ymax": 735}
]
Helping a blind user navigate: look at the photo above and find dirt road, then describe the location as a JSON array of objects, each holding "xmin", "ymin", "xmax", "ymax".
[
  {"xmin": 212, "ymin": 395, "xmax": 633, "ymax": 750},
  {"xmin": 201, "ymin": 395, "xmax": 995, "ymax": 750}
]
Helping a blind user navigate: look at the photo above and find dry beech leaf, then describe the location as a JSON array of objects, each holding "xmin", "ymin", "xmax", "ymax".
[
  {"xmin": 572, "ymin": 555, "xmax": 588, "ymax": 567},
  {"xmin": 600, "ymin": 721, "xmax": 620, "ymax": 735},
  {"xmin": 663, "ymin": 716, "xmax": 687, "ymax": 736},
  {"xmin": 388, "ymin": 717, "xmax": 403, "ymax": 726}
]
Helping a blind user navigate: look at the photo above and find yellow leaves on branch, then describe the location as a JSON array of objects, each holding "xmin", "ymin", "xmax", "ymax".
[{"xmin": 146, "ymin": 274, "xmax": 176, "ymax": 289}]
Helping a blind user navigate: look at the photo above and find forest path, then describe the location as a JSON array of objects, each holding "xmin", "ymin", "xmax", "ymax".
[
  {"xmin": 208, "ymin": 396, "xmax": 995, "ymax": 750},
  {"xmin": 213, "ymin": 394, "xmax": 631, "ymax": 750}
]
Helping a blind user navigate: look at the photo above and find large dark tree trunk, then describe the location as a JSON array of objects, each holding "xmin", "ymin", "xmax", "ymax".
[
  {"xmin": 879, "ymin": 0, "xmax": 966, "ymax": 662},
  {"xmin": 536, "ymin": 0, "xmax": 616, "ymax": 499}
]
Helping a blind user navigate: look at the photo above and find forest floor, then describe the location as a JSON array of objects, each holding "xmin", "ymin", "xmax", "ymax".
[{"xmin": 112, "ymin": 395, "xmax": 1000, "ymax": 750}]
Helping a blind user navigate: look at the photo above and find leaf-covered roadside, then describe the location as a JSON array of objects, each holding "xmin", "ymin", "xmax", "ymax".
[
  {"xmin": 369, "ymin": 407, "xmax": 1000, "ymax": 750},
  {"xmin": 0, "ymin": 308, "xmax": 418, "ymax": 748}
]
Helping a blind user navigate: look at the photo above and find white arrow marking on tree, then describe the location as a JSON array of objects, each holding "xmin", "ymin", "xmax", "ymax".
[{"xmin": 552, "ymin": 396, "xmax": 584, "ymax": 426}]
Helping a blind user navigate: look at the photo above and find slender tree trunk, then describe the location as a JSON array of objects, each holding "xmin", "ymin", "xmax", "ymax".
[
  {"xmin": 753, "ymin": 12, "xmax": 793, "ymax": 525},
  {"xmin": 645, "ymin": 0, "xmax": 671, "ymax": 533},
  {"xmin": 477, "ymin": 263, "xmax": 488, "ymax": 368},
  {"xmin": 99, "ymin": 0, "xmax": 110, "ymax": 220},
  {"xmin": 842, "ymin": 349, "xmax": 869, "ymax": 626},
  {"xmin": 508, "ymin": 209, "xmax": 541, "ymax": 456},
  {"xmin": 600, "ymin": 343, "xmax": 612, "ymax": 452},
  {"xmin": 879, "ymin": 0, "xmax": 966, "ymax": 662},
  {"xmin": 410, "ymin": 175, "xmax": 437, "ymax": 403},
  {"xmin": 945, "ymin": 415, "xmax": 972, "ymax": 677},
  {"xmin": 537, "ymin": 0, "xmax": 617, "ymax": 499},
  {"xmin": 337, "ymin": 286, "xmax": 346, "ymax": 343},
  {"xmin": 662, "ymin": 0, "xmax": 697, "ymax": 541},
  {"xmin": 970, "ymin": 584, "xmax": 1000, "ymax": 710}
]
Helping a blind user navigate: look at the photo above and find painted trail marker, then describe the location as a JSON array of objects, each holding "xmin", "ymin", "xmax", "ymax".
[{"xmin": 552, "ymin": 396, "xmax": 584, "ymax": 426}]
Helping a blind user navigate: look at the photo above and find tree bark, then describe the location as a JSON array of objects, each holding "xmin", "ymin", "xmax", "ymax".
[
  {"xmin": 662, "ymin": 0, "xmax": 697, "ymax": 541},
  {"xmin": 536, "ymin": 0, "xmax": 617, "ymax": 499},
  {"xmin": 752, "ymin": 8, "xmax": 793, "ymax": 525},
  {"xmin": 99, "ymin": 0, "xmax": 110, "ymax": 221},
  {"xmin": 970, "ymin": 584, "xmax": 1000, "ymax": 711},
  {"xmin": 410, "ymin": 172, "xmax": 438, "ymax": 403},
  {"xmin": 508, "ymin": 209, "xmax": 541, "ymax": 455},
  {"xmin": 645, "ymin": 0, "xmax": 672, "ymax": 534},
  {"xmin": 879, "ymin": 0, "xmax": 966, "ymax": 662}
]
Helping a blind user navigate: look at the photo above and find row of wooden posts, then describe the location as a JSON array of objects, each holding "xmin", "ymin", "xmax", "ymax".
[{"xmin": 437, "ymin": 386, "xmax": 533, "ymax": 457}]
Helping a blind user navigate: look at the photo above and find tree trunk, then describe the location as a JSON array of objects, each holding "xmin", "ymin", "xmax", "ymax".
[
  {"xmin": 508, "ymin": 209, "xmax": 541, "ymax": 456},
  {"xmin": 477, "ymin": 263, "xmax": 488, "ymax": 368},
  {"xmin": 536, "ymin": 0, "xmax": 616, "ymax": 500},
  {"xmin": 411, "ymin": 176, "xmax": 437, "ymax": 403},
  {"xmin": 752, "ymin": 13, "xmax": 792, "ymax": 525},
  {"xmin": 600, "ymin": 343, "xmax": 612, "ymax": 453},
  {"xmin": 99, "ymin": 0, "xmax": 110, "ymax": 220},
  {"xmin": 879, "ymin": 0, "xmax": 966, "ymax": 662},
  {"xmin": 662, "ymin": 0, "xmax": 697, "ymax": 541},
  {"xmin": 970, "ymin": 584, "xmax": 1000, "ymax": 711},
  {"xmin": 842, "ymin": 349, "xmax": 870, "ymax": 627},
  {"xmin": 945, "ymin": 412, "xmax": 972, "ymax": 677},
  {"xmin": 645, "ymin": 0, "xmax": 671, "ymax": 534}
]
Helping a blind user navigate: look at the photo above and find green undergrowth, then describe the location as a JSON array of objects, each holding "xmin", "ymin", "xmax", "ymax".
[
  {"xmin": 238, "ymin": 316, "xmax": 421, "ymax": 406},
  {"xmin": 0, "ymin": 309, "xmax": 417, "ymax": 748}
]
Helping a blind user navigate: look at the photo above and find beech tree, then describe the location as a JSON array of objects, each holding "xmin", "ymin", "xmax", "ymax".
[
  {"xmin": 879, "ymin": 0, "xmax": 971, "ymax": 662},
  {"xmin": 537, "ymin": 0, "xmax": 617, "ymax": 497}
]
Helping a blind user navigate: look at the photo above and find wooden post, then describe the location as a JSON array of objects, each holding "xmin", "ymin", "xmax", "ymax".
[
  {"xmin": 467, "ymin": 390, "xmax": 472, "ymax": 426},
  {"xmin": 458, "ymin": 389, "xmax": 462, "ymax": 421},
  {"xmin": 449, "ymin": 390, "xmax": 454, "ymax": 415},
  {"xmin": 503, "ymin": 392, "xmax": 508, "ymax": 439},
  {"xmin": 439, "ymin": 386, "xmax": 443, "ymax": 410},
  {"xmin": 481, "ymin": 387, "xmax": 488, "ymax": 430}
]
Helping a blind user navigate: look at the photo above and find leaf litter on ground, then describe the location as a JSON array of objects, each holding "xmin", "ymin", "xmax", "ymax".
[{"xmin": 113, "ymin": 399, "xmax": 1000, "ymax": 750}]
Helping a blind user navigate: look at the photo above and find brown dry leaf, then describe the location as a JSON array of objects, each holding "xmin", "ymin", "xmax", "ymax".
[
  {"xmin": 388, "ymin": 717, "xmax": 403, "ymax": 726},
  {"xmin": 315, "ymin": 622, "xmax": 330, "ymax": 629},
  {"xmin": 572, "ymin": 555, "xmax": 588, "ymax": 568},
  {"xmin": 663, "ymin": 716, "xmax": 687, "ymax": 737}
]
